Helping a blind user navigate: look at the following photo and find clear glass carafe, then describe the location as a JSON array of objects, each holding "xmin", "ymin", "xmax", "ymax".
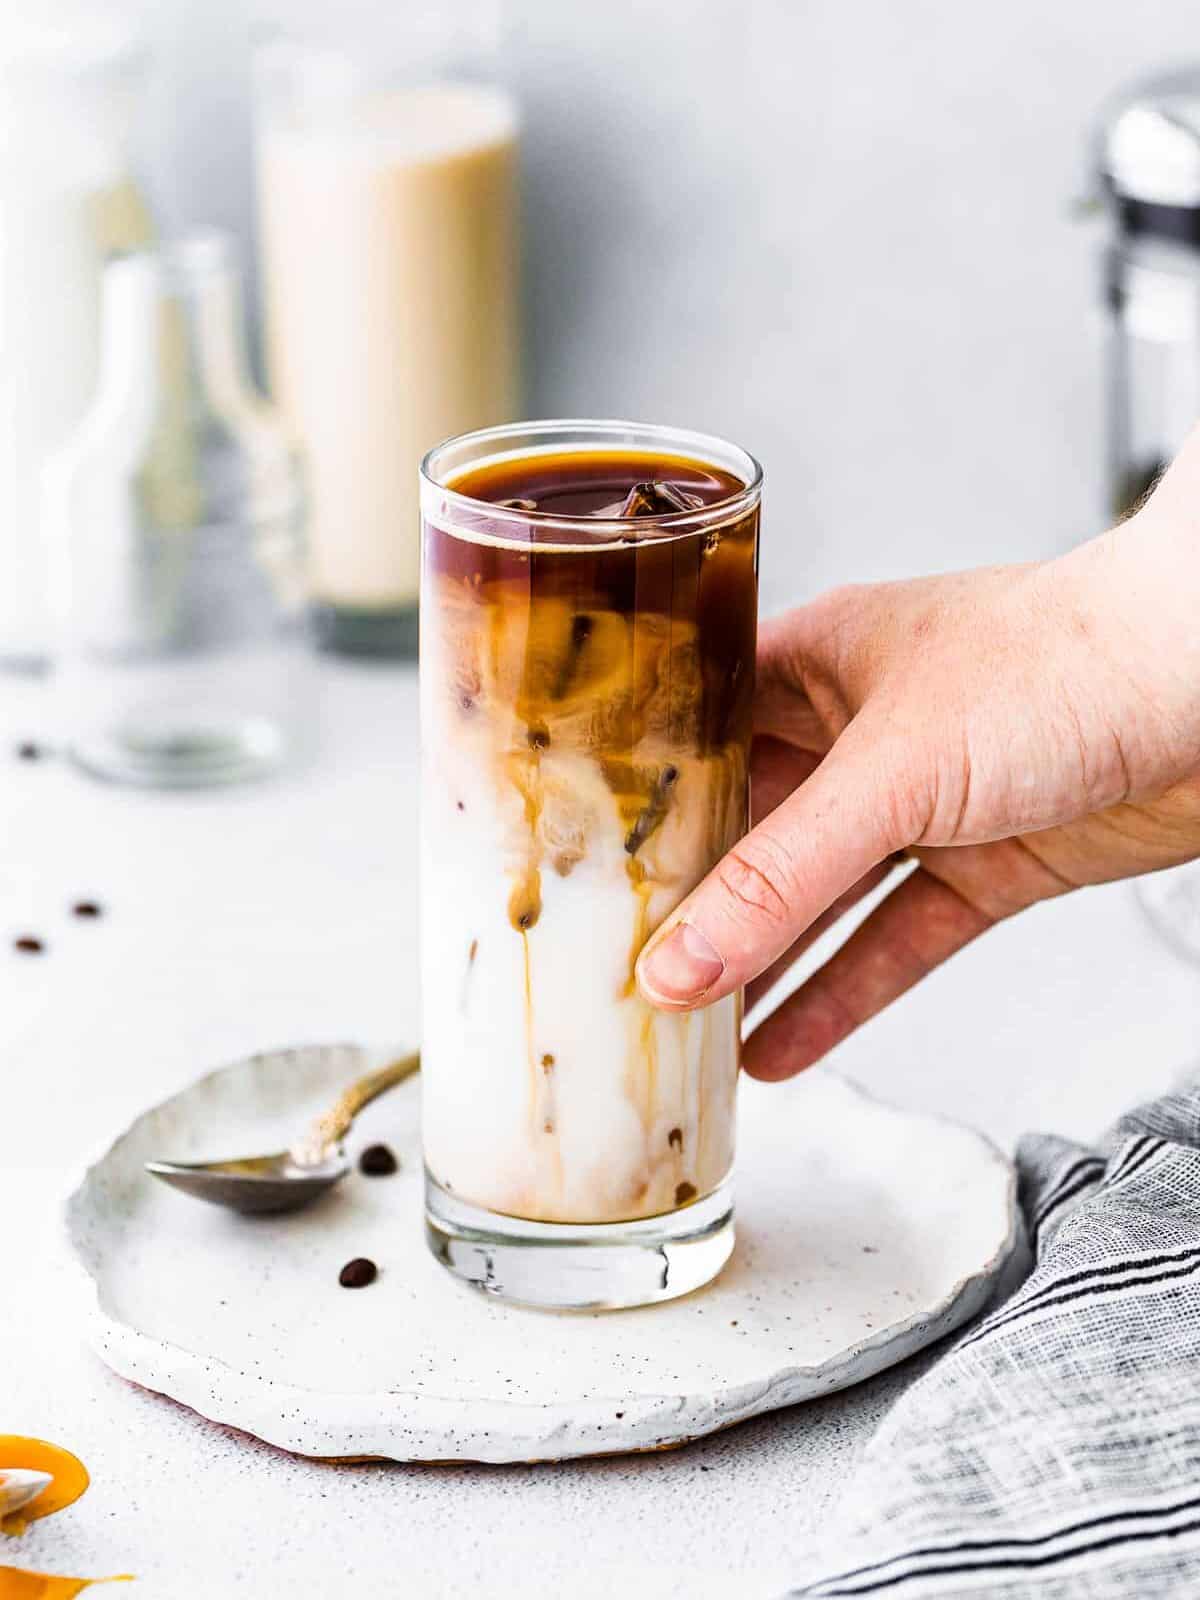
[{"xmin": 45, "ymin": 232, "xmax": 310, "ymax": 787}]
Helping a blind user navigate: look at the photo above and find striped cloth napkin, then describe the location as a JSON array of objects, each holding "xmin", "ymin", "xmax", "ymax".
[{"xmin": 788, "ymin": 1073, "xmax": 1200, "ymax": 1598}]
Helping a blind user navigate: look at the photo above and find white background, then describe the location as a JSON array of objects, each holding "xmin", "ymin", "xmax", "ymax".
[{"xmin": 101, "ymin": 0, "xmax": 1200, "ymax": 608}]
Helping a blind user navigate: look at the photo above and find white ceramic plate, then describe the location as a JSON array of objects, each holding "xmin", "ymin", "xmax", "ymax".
[{"xmin": 63, "ymin": 1044, "xmax": 1018, "ymax": 1463}]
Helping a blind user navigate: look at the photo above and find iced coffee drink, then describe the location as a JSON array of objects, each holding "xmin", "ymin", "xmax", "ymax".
[{"xmin": 420, "ymin": 422, "xmax": 760, "ymax": 1308}]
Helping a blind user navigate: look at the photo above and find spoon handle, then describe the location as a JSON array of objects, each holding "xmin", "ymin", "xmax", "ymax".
[{"xmin": 293, "ymin": 1051, "xmax": 420, "ymax": 1164}]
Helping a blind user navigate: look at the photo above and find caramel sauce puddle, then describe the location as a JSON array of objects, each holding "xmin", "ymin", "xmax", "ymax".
[
  {"xmin": 0, "ymin": 1441, "xmax": 88, "ymax": 1538},
  {"xmin": 0, "ymin": 1568, "xmax": 132, "ymax": 1599},
  {"xmin": 0, "ymin": 1439, "xmax": 132, "ymax": 1597}
]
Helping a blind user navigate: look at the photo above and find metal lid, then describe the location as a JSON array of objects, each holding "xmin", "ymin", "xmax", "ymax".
[{"xmin": 1099, "ymin": 68, "xmax": 1200, "ymax": 208}]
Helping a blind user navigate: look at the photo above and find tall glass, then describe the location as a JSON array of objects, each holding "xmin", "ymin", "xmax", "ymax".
[{"xmin": 419, "ymin": 421, "xmax": 761, "ymax": 1309}]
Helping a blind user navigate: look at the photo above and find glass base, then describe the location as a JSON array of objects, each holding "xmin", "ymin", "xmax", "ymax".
[
  {"xmin": 424, "ymin": 1172, "xmax": 735, "ymax": 1311},
  {"xmin": 312, "ymin": 601, "xmax": 418, "ymax": 659},
  {"xmin": 70, "ymin": 713, "xmax": 287, "ymax": 788}
]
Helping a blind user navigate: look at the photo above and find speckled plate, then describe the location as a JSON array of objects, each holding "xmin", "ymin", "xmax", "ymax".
[{"xmin": 63, "ymin": 1044, "xmax": 1019, "ymax": 1463}]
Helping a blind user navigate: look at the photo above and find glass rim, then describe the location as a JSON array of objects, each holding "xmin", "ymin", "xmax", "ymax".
[
  {"xmin": 419, "ymin": 418, "xmax": 763, "ymax": 545},
  {"xmin": 251, "ymin": 3, "xmax": 508, "ymax": 94}
]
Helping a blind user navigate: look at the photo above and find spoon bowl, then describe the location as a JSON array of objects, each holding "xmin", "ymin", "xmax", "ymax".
[
  {"xmin": 144, "ymin": 1150, "xmax": 351, "ymax": 1214},
  {"xmin": 145, "ymin": 1049, "xmax": 419, "ymax": 1215}
]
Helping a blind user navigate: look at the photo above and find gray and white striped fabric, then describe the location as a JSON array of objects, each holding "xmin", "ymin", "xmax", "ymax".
[{"xmin": 788, "ymin": 1075, "xmax": 1200, "ymax": 1598}]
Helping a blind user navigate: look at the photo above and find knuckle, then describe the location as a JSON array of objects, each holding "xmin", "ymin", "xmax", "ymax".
[
  {"xmin": 856, "ymin": 723, "xmax": 932, "ymax": 849},
  {"xmin": 714, "ymin": 839, "xmax": 794, "ymax": 930},
  {"xmin": 809, "ymin": 584, "xmax": 881, "ymax": 696},
  {"xmin": 815, "ymin": 583, "xmax": 876, "ymax": 649},
  {"xmin": 818, "ymin": 581, "xmax": 870, "ymax": 615},
  {"xmin": 879, "ymin": 773, "xmax": 926, "ymax": 852}
]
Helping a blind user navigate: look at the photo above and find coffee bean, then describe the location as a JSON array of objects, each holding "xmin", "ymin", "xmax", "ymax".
[
  {"xmin": 338, "ymin": 1257, "xmax": 377, "ymax": 1289},
  {"xmin": 675, "ymin": 1181, "xmax": 698, "ymax": 1206},
  {"xmin": 72, "ymin": 901, "xmax": 103, "ymax": 919},
  {"xmin": 14, "ymin": 936, "xmax": 44, "ymax": 954},
  {"xmin": 358, "ymin": 1143, "xmax": 397, "ymax": 1177}
]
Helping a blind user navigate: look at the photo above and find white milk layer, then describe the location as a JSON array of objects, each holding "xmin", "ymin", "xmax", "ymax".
[
  {"xmin": 256, "ymin": 85, "xmax": 519, "ymax": 611},
  {"xmin": 420, "ymin": 626, "xmax": 741, "ymax": 1225}
]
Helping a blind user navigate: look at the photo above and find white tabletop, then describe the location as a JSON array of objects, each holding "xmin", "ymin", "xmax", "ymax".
[{"xmin": 3, "ymin": 659, "xmax": 1197, "ymax": 1599}]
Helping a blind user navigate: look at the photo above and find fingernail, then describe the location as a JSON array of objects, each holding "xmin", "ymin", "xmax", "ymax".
[{"xmin": 639, "ymin": 921, "xmax": 725, "ymax": 1004}]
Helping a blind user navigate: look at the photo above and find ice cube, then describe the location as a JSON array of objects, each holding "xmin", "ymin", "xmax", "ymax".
[
  {"xmin": 617, "ymin": 481, "xmax": 703, "ymax": 517},
  {"xmin": 589, "ymin": 482, "xmax": 704, "ymax": 520}
]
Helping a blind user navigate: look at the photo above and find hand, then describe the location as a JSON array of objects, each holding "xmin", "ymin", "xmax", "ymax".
[{"xmin": 635, "ymin": 440, "xmax": 1200, "ymax": 1081}]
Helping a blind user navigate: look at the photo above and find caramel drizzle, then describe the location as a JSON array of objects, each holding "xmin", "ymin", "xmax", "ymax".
[
  {"xmin": 520, "ymin": 930, "xmax": 536, "ymax": 1124},
  {"xmin": 447, "ymin": 535, "xmax": 749, "ymax": 1218}
]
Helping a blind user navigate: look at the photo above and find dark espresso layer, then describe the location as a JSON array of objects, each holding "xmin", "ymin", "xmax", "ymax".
[
  {"xmin": 448, "ymin": 447, "xmax": 745, "ymax": 520},
  {"xmin": 427, "ymin": 449, "xmax": 759, "ymax": 755}
]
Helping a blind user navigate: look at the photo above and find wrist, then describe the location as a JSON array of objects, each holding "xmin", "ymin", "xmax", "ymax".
[{"xmin": 1066, "ymin": 491, "xmax": 1200, "ymax": 790}]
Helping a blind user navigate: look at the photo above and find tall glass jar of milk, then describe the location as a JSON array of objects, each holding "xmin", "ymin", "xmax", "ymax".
[
  {"xmin": 0, "ymin": 17, "xmax": 152, "ymax": 669},
  {"xmin": 253, "ymin": 5, "xmax": 521, "ymax": 658}
]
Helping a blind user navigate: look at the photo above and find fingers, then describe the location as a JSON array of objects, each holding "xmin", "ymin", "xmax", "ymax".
[
  {"xmin": 754, "ymin": 617, "xmax": 836, "ymax": 751},
  {"xmin": 742, "ymin": 866, "xmax": 992, "ymax": 1081},
  {"xmin": 751, "ymin": 735, "xmax": 820, "ymax": 828},
  {"xmin": 745, "ymin": 857, "xmax": 901, "ymax": 1009},
  {"xmin": 745, "ymin": 735, "xmax": 900, "ymax": 1007},
  {"xmin": 636, "ymin": 714, "xmax": 921, "ymax": 1010}
]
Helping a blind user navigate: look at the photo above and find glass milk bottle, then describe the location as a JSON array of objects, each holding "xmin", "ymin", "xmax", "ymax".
[
  {"xmin": 253, "ymin": 8, "xmax": 520, "ymax": 657},
  {"xmin": 0, "ymin": 16, "xmax": 152, "ymax": 669},
  {"xmin": 46, "ymin": 234, "xmax": 309, "ymax": 787}
]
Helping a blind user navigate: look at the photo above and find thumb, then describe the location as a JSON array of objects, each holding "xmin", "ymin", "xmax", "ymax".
[{"xmin": 635, "ymin": 716, "xmax": 917, "ymax": 1010}]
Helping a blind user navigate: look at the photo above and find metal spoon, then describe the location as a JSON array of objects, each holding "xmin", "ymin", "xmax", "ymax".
[{"xmin": 145, "ymin": 1050, "xmax": 419, "ymax": 1215}]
